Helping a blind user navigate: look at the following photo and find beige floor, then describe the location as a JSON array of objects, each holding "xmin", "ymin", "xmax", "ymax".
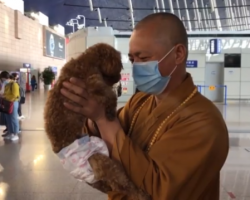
[{"xmin": 0, "ymin": 90, "xmax": 249, "ymax": 200}]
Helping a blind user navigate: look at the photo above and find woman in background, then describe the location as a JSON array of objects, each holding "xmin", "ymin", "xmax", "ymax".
[
  {"xmin": 0, "ymin": 73, "xmax": 8, "ymax": 134},
  {"xmin": 11, "ymin": 73, "xmax": 25, "ymax": 120},
  {"xmin": 31, "ymin": 75, "xmax": 37, "ymax": 91},
  {"xmin": 1, "ymin": 71, "xmax": 20, "ymax": 141}
]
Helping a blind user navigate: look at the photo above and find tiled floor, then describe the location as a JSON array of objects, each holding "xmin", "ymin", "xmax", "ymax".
[{"xmin": 0, "ymin": 90, "xmax": 250, "ymax": 200}]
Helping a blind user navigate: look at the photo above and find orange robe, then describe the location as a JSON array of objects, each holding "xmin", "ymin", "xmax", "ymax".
[{"xmin": 89, "ymin": 73, "xmax": 229, "ymax": 200}]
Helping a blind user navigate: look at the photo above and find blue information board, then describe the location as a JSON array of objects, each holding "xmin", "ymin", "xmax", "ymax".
[
  {"xmin": 186, "ymin": 60, "xmax": 198, "ymax": 68},
  {"xmin": 209, "ymin": 39, "xmax": 222, "ymax": 54}
]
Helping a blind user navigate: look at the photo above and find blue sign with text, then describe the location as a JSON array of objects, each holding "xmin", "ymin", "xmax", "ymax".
[
  {"xmin": 209, "ymin": 39, "xmax": 222, "ymax": 54},
  {"xmin": 186, "ymin": 60, "xmax": 198, "ymax": 68}
]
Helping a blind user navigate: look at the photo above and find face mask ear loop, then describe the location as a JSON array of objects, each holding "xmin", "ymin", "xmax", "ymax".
[
  {"xmin": 158, "ymin": 46, "xmax": 176, "ymax": 63},
  {"xmin": 169, "ymin": 65, "xmax": 178, "ymax": 76}
]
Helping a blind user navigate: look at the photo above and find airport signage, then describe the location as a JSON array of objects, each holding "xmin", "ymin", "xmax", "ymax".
[
  {"xmin": 186, "ymin": 60, "xmax": 198, "ymax": 68},
  {"xmin": 210, "ymin": 39, "xmax": 222, "ymax": 54},
  {"xmin": 23, "ymin": 63, "xmax": 31, "ymax": 68}
]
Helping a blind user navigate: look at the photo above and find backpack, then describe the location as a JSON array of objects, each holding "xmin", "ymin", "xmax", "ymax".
[
  {"xmin": 5, "ymin": 82, "xmax": 20, "ymax": 102},
  {"xmin": 19, "ymin": 86, "xmax": 25, "ymax": 104}
]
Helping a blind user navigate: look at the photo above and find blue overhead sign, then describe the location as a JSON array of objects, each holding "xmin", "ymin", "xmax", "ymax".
[
  {"xmin": 23, "ymin": 63, "xmax": 31, "ymax": 68},
  {"xmin": 210, "ymin": 39, "xmax": 222, "ymax": 54},
  {"xmin": 186, "ymin": 60, "xmax": 198, "ymax": 68}
]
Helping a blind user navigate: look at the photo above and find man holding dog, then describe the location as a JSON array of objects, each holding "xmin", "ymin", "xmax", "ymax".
[{"xmin": 61, "ymin": 13, "xmax": 229, "ymax": 200}]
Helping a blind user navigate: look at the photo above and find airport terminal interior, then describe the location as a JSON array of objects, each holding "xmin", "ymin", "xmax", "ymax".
[
  {"xmin": 0, "ymin": 93, "xmax": 250, "ymax": 200},
  {"xmin": 1, "ymin": 0, "xmax": 250, "ymax": 199}
]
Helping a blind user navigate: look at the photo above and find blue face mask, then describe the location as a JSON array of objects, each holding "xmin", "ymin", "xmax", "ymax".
[
  {"xmin": 1, "ymin": 79, "xmax": 9, "ymax": 85},
  {"xmin": 132, "ymin": 47, "xmax": 177, "ymax": 95}
]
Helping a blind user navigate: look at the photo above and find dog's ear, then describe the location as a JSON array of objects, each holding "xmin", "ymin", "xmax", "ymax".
[{"xmin": 89, "ymin": 43, "xmax": 123, "ymax": 85}]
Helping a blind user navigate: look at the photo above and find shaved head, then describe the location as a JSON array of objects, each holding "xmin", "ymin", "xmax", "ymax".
[
  {"xmin": 129, "ymin": 13, "xmax": 188, "ymax": 97},
  {"xmin": 134, "ymin": 13, "xmax": 188, "ymax": 53}
]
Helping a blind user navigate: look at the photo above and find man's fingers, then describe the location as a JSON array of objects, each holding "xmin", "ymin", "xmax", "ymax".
[
  {"xmin": 63, "ymin": 102, "xmax": 83, "ymax": 114},
  {"xmin": 70, "ymin": 77, "xmax": 86, "ymax": 88},
  {"xmin": 62, "ymin": 81, "xmax": 88, "ymax": 98},
  {"xmin": 61, "ymin": 88, "xmax": 87, "ymax": 106}
]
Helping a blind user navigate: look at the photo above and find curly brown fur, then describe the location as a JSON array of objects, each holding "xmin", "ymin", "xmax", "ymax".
[
  {"xmin": 44, "ymin": 43, "xmax": 149, "ymax": 200},
  {"xmin": 44, "ymin": 43, "xmax": 122, "ymax": 153},
  {"xmin": 89, "ymin": 154, "xmax": 151, "ymax": 200}
]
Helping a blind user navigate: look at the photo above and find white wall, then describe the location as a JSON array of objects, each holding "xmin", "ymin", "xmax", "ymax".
[
  {"xmin": 186, "ymin": 38, "xmax": 250, "ymax": 99},
  {"xmin": 67, "ymin": 27, "xmax": 116, "ymax": 60},
  {"xmin": 67, "ymin": 29, "xmax": 87, "ymax": 60},
  {"xmin": 186, "ymin": 53, "xmax": 206, "ymax": 94}
]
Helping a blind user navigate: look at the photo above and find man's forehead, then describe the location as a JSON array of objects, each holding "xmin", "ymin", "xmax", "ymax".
[
  {"xmin": 129, "ymin": 36, "xmax": 152, "ymax": 55},
  {"xmin": 130, "ymin": 28, "xmax": 155, "ymax": 39},
  {"xmin": 129, "ymin": 30, "xmax": 166, "ymax": 55}
]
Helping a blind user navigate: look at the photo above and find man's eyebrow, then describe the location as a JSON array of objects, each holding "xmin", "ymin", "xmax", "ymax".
[{"xmin": 128, "ymin": 51, "xmax": 151, "ymax": 57}]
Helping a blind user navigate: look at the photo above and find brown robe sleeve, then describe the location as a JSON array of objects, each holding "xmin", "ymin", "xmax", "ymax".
[{"xmin": 109, "ymin": 105, "xmax": 229, "ymax": 199}]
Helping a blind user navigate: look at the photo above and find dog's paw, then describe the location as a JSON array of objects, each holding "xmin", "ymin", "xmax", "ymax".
[
  {"xmin": 88, "ymin": 181, "xmax": 112, "ymax": 194},
  {"xmin": 88, "ymin": 153, "xmax": 107, "ymax": 180}
]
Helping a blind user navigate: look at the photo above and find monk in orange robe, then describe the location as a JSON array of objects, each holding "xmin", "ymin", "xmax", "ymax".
[{"xmin": 61, "ymin": 13, "xmax": 229, "ymax": 200}]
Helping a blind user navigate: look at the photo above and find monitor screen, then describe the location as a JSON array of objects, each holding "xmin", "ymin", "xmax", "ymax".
[
  {"xmin": 45, "ymin": 29, "xmax": 65, "ymax": 60},
  {"xmin": 224, "ymin": 54, "xmax": 241, "ymax": 68}
]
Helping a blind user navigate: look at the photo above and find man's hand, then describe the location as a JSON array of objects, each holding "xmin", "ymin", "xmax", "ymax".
[
  {"xmin": 60, "ymin": 77, "xmax": 106, "ymax": 123},
  {"xmin": 61, "ymin": 77, "xmax": 122, "ymax": 152}
]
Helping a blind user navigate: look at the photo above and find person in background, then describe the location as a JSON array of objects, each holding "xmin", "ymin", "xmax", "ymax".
[
  {"xmin": 1, "ymin": 71, "xmax": 20, "ymax": 141},
  {"xmin": 11, "ymin": 73, "xmax": 25, "ymax": 120},
  {"xmin": 0, "ymin": 73, "xmax": 8, "ymax": 134},
  {"xmin": 31, "ymin": 75, "xmax": 37, "ymax": 91}
]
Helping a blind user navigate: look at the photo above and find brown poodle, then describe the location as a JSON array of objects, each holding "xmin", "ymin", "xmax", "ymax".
[{"xmin": 44, "ymin": 43, "xmax": 150, "ymax": 200}]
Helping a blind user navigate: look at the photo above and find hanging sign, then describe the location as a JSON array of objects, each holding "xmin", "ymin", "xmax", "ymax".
[
  {"xmin": 210, "ymin": 39, "xmax": 222, "ymax": 54},
  {"xmin": 23, "ymin": 63, "xmax": 31, "ymax": 68}
]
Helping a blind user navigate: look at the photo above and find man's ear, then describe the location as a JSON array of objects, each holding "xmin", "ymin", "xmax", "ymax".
[{"xmin": 175, "ymin": 44, "xmax": 187, "ymax": 65}]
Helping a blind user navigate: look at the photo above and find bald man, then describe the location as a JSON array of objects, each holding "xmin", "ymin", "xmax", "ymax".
[{"xmin": 61, "ymin": 13, "xmax": 229, "ymax": 200}]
